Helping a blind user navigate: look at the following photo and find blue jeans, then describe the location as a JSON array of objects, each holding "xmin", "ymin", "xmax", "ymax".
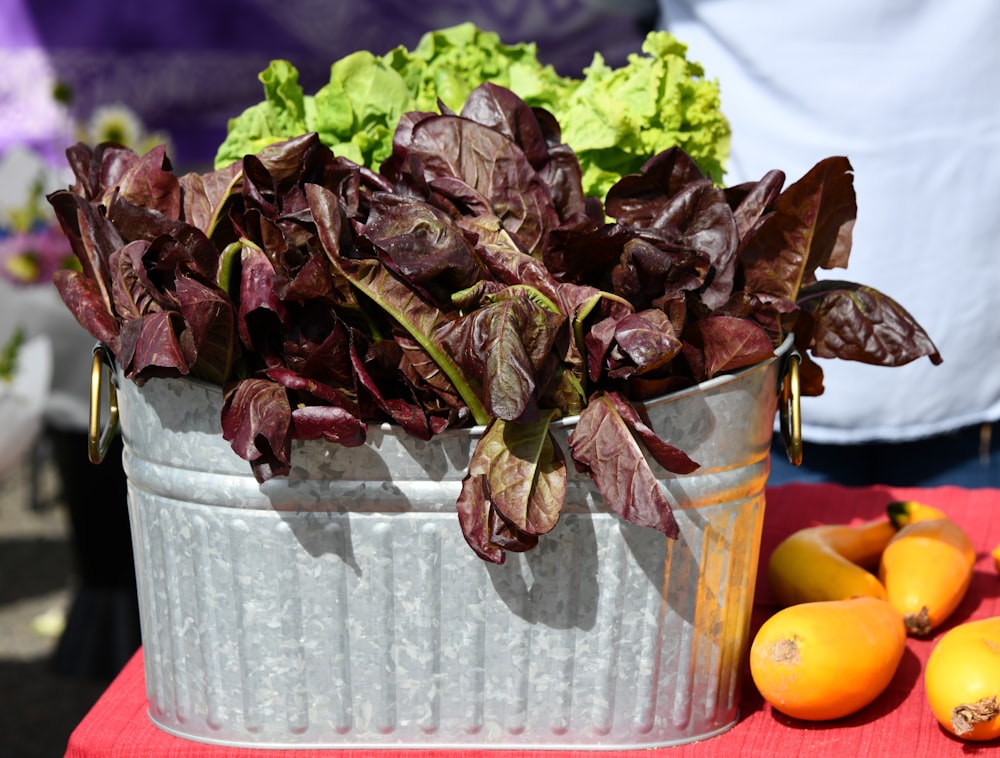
[{"xmin": 767, "ymin": 423, "xmax": 1000, "ymax": 488}]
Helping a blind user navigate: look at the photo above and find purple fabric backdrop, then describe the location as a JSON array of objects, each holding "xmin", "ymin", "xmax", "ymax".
[{"xmin": 1, "ymin": 0, "xmax": 649, "ymax": 171}]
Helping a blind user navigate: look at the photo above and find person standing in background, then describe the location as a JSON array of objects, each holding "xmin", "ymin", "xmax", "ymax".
[{"xmin": 588, "ymin": 0, "xmax": 1000, "ymax": 487}]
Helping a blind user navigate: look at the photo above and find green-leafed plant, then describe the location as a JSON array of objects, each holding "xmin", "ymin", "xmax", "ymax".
[{"xmin": 50, "ymin": 39, "xmax": 938, "ymax": 564}]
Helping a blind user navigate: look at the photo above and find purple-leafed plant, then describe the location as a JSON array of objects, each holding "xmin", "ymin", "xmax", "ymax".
[{"xmin": 49, "ymin": 82, "xmax": 939, "ymax": 563}]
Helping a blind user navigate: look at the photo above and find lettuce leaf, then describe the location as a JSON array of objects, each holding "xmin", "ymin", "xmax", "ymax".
[
  {"xmin": 215, "ymin": 60, "xmax": 311, "ymax": 166},
  {"xmin": 388, "ymin": 23, "xmax": 566, "ymax": 114},
  {"xmin": 559, "ymin": 32, "xmax": 731, "ymax": 198}
]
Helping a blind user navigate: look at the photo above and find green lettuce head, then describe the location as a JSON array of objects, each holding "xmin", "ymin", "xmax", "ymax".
[{"xmin": 214, "ymin": 24, "xmax": 730, "ymax": 198}]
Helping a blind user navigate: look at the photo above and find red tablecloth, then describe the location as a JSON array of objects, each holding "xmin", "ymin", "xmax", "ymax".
[{"xmin": 64, "ymin": 483, "xmax": 1000, "ymax": 757}]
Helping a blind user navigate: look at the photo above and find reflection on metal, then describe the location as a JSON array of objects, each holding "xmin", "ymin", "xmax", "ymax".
[{"xmin": 779, "ymin": 350, "xmax": 802, "ymax": 466}]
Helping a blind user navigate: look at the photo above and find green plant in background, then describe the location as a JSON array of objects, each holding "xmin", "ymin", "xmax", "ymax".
[{"xmin": 0, "ymin": 328, "xmax": 24, "ymax": 383}]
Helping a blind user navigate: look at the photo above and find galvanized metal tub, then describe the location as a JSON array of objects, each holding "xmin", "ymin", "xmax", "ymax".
[{"xmin": 112, "ymin": 336, "xmax": 795, "ymax": 750}]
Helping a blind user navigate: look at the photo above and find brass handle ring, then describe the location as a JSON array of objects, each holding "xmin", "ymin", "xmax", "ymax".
[
  {"xmin": 779, "ymin": 351, "xmax": 803, "ymax": 466},
  {"xmin": 88, "ymin": 344, "xmax": 119, "ymax": 464}
]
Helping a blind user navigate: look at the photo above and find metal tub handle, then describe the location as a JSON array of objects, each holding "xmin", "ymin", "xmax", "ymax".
[
  {"xmin": 779, "ymin": 350, "xmax": 803, "ymax": 466},
  {"xmin": 88, "ymin": 344, "xmax": 119, "ymax": 464}
]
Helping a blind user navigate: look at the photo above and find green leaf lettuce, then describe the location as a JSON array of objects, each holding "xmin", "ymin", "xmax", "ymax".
[{"xmin": 214, "ymin": 23, "xmax": 730, "ymax": 197}]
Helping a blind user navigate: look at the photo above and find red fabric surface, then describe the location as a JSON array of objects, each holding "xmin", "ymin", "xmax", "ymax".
[{"xmin": 64, "ymin": 484, "xmax": 1000, "ymax": 757}]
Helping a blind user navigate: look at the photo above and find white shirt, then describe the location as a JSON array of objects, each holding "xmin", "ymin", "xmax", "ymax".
[{"xmin": 657, "ymin": 0, "xmax": 1000, "ymax": 442}]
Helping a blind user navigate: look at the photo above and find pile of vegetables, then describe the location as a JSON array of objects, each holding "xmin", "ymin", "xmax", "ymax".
[
  {"xmin": 48, "ymin": 73, "xmax": 939, "ymax": 565},
  {"xmin": 753, "ymin": 500, "xmax": 1000, "ymax": 741}
]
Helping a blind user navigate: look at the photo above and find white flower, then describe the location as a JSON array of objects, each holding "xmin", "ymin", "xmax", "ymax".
[{"xmin": 86, "ymin": 103, "xmax": 144, "ymax": 148}]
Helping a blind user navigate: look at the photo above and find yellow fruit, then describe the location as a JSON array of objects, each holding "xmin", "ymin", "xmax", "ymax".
[
  {"xmin": 767, "ymin": 519, "xmax": 894, "ymax": 607},
  {"xmin": 749, "ymin": 597, "xmax": 906, "ymax": 721},
  {"xmin": 878, "ymin": 516, "xmax": 975, "ymax": 635},
  {"xmin": 925, "ymin": 616, "xmax": 1000, "ymax": 741},
  {"xmin": 886, "ymin": 499, "xmax": 950, "ymax": 527}
]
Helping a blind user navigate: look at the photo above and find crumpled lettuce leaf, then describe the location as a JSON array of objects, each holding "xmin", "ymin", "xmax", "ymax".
[
  {"xmin": 215, "ymin": 60, "xmax": 311, "ymax": 167},
  {"xmin": 559, "ymin": 32, "xmax": 730, "ymax": 198}
]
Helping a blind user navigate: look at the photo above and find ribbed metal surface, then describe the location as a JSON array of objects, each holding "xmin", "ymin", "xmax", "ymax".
[{"xmin": 119, "ymin": 340, "xmax": 786, "ymax": 749}]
